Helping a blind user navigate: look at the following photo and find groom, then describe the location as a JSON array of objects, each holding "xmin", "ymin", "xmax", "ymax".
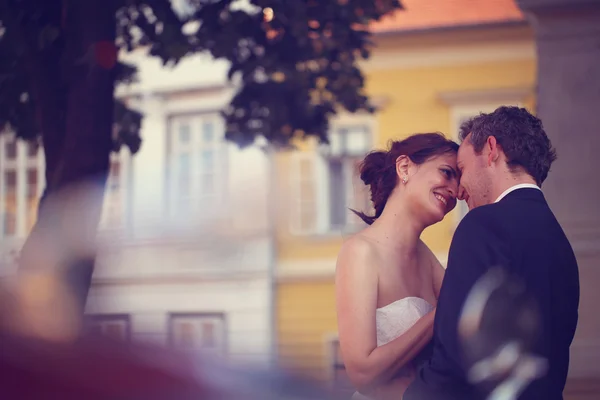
[{"xmin": 404, "ymin": 106, "xmax": 579, "ymax": 400}]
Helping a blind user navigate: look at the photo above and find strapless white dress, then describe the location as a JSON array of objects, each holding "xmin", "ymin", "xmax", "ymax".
[{"xmin": 352, "ymin": 297, "xmax": 434, "ymax": 400}]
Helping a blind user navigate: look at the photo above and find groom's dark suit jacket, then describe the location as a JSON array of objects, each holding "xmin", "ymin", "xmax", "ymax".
[{"xmin": 404, "ymin": 188, "xmax": 580, "ymax": 400}]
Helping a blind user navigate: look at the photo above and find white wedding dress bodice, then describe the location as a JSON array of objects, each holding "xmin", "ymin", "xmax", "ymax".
[
  {"xmin": 375, "ymin": 297, "xmax": 434, "ymax": 347},
  {"xmin": 352, "ymin": 297, "xmax": 434, "ymax": 400}
]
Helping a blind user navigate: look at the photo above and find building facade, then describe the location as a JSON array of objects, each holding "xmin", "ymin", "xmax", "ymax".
[
  {"xmin": 274, "ymin": 0, "xmax": 537, "ymax": 392},
  {"xmin": 0, "ymin": 51, "xmax": 276, "ymax": 367},
  {"xmin": 87, "ymin": 51, "xmax": 276, "ymax": 366}
]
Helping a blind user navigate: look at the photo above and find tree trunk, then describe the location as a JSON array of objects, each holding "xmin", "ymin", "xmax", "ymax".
[
  {"xmin": 17, "ymin": 0, "xmax": 117, "ymax": 334},
  {"xmin": 57, "ymin": 0, "xmax": 116, "ymax": 315}
]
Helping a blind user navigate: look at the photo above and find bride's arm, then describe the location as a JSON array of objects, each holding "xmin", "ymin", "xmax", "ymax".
[{"xmin": 335, "ymin": 239, "xmax": 436, "ymax": 395}]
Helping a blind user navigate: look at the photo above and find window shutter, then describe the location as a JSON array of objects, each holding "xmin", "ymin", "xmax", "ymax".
[
  {"xmin": 347, "ymin": 158, "xmax": 372, "ymax": 227},
  {"xmin": 100, "ymin": 150, "xmax": 129, "ymax": 231},
  {"xmin": 290, "ymin": 152, "xmax": 320, "ymax": 235}
]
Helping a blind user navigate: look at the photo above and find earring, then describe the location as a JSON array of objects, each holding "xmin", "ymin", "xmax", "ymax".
[{"xmin": 402, "ymin": 176, "xmax": 408, "ymax": 184}]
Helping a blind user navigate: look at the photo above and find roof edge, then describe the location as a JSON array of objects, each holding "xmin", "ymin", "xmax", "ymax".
[{"xmin": 372, "ymin": 19, "xmax": 529, "ymax": 38}]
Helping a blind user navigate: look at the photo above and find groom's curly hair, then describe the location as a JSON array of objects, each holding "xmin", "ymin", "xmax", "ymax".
[{"xmin": 459, "ymin": 106, "xmax": 557, "ymax": 186}]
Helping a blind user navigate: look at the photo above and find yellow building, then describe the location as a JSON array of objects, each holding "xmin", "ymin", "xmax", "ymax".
[{"xmin": 274, "ymin": 0, "xmax": 536, "ymax": 389}]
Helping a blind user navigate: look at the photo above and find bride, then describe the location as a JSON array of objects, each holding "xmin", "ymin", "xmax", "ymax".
[{"xmin": 335, "ymin": 133, "xmax": 459, "ymax": 400}]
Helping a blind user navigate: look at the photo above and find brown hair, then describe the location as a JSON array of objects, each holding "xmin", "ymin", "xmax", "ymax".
[
  {"xmin": 352, "ymin": 133, "xmax": 459, "ymax": 225},
  {"xmin": 459, "ymin": 106, "xmax": 556, "ymax": 186}
]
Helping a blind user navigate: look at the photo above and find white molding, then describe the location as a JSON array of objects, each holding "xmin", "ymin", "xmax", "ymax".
[
  {"xmin": 361, "ymin": 39, "xmax": 535, "ymax": 71},
  {"xmin": 439, "ymin": 87, "xmax": 533, "ymax": 107},
  {"xmin": 91, "ymin": 271, "xmax": 268, "ymax": 287},
  {"xmin": 276, "ymin": 252, "xmax": 448, "ymax": 281},
  {"xmin": 330, "ymin": 112, "xmax": 379, "ymax": 151},
  {"xmin": 277, "ymin": 258, "xmax": 337, "ymax": 281}
]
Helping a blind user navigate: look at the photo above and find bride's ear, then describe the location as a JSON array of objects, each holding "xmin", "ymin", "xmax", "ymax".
[{"xmin": 396, "ymin": 155, "xmax": 410, "ymax": 183}]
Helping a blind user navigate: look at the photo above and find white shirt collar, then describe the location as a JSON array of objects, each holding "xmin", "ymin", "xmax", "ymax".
[{"xmin": 494, "ymin": 183, "xmax": 540, "ymax": 203}]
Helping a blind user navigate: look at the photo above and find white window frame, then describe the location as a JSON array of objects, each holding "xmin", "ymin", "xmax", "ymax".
[
  {"xmin": 290, "ymin": 149, "xmax": 328, "ymax": 235},
  {"xmin": 0, "ymin": 133, "xmax": 45, "ymax": 240},
  {"xmin": 0, "ymin": 133, "xmax": 131, "ymax": 241},
  {"xmin": 290, "ymin": 115, "xmax": 376, "ymax": 236},
  {"xmin": 99, "ymin": 148, "xmax": 132, "ymax": 233},
  {"xmin": 449, "ymin": 99, "xmax": 526, "ymax": 225},
  {"xmin": 85, "ymin": 313, "xmax": 131, "ymax": 342},
  {"xmin": 168, "ymin": 313, "xmax": 227, "ymax": 357},
  {"xmin": 167, "ymin": 113, "xmax": 228, "ymax": 222}
]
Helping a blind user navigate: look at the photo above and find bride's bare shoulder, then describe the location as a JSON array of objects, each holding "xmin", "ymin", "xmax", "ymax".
[
  {"xmin": 337, "ymin": 233, "xmax": 380, "ymax": 270},
  {"xmin": 336, "ymin": 234, "xmax": 381, "ymax": 289}
]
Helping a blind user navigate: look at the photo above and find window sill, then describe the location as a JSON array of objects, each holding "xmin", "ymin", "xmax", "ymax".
[{"xmin": 290, "ymin": 226, "xmax": 365, "ymax": 241}]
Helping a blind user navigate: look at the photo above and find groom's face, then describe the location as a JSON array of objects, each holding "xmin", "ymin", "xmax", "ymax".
[{"xmin": 457, "ymin": 135, "xmax": 492, "ymax": 210}]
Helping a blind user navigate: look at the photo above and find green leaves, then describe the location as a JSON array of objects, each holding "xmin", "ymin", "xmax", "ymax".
[
  {"xmin": 0, "ymin": 0, "xmax": 402, "ymax": 151},
  {"xmin": 115, "ymin": 0, "xmax": 401, "ymax": 148},
  {"xmin": 191, "ymin": 0, "xmax": 401, "ymax": 147},
  {"xmin": 113, "ymin": 98, "xmax": 142, "ymax": 154}
]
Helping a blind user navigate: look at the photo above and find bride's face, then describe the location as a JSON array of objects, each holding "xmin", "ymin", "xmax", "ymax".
[{"xmin": 402, "ymin": 153, "xmax": 459, "ymax": 225}]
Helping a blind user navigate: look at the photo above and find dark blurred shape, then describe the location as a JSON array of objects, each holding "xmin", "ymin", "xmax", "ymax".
[
  {"xmin": 0, "ymin": 332, "xmax": 333, "ymax": 400},
  {"xmin": 0, "ymin": 332, "xmax": 207, "ymax": 399},
  {"xmin": 458, "ymin": 268, "xmax": 548, "ymax": 399}
]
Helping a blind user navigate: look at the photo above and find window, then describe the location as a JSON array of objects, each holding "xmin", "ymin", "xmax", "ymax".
[
  {"xmin": 169, "ymin": 313, "xmax": 226, "ymax": 357},
  {"xmin": 100, "ymin": 150, "xmax": 130, "ymax": 230},
  {"xmin": 168, "ymin": 114, "xmax": 227, "ymax": 220},
  {"xmin": 0, "ymin": 135, "xmax": 44, "ymax": 239},
  {"xmin": 327, "ymin": 337, "xmax": 354, "ymax": 396},
  {"xmin": 85, "ymin": 314, "xmax": 131, "ymax": 342},
  {"xmin": 291, "ymin": 124, "xmax": 372, "ymax": 235},
  {"xmin": 0, "ymin": 134, "xmax": 129, "ymax": 237}
]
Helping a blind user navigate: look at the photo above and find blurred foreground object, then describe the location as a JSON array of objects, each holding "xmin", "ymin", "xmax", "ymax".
[
  {"xmin": 0, "ymin": 178, "xmax": 332, "ymax": 399},
  {"xmin": 14, "ymin": 183, "xmax": 107, "ymax": 341},
  {"xmin": 458, "ymin": 268, "xmax": 548, "ymax": 400},
  {"xmin": 0, "ymin": 330, "xmax": 333, "ymax": 400}
]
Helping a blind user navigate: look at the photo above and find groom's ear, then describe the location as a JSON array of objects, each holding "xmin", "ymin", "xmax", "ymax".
[
  {"xmin": 396, "ymin": 155, "xmax": 410, "ymax": 180},
  {"xmin": 486, "ymin": 136, "xmax": 500, "ymax": 166}
]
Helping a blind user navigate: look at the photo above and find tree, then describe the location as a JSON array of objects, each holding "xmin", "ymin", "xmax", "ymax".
[{"xmin": 0, "ymin": 0, "xmax": 401, "ymax": 324}]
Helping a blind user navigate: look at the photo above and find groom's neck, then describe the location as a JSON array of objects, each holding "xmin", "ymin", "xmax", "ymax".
[{"xmin": 490, "ymin": 172, "xmax": 538, "ymax": 203}]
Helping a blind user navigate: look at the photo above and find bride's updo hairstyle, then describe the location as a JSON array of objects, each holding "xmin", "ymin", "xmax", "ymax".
[{"xmin": 353, "ymin": 133, "xmax": 459, "ymax": 225}]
